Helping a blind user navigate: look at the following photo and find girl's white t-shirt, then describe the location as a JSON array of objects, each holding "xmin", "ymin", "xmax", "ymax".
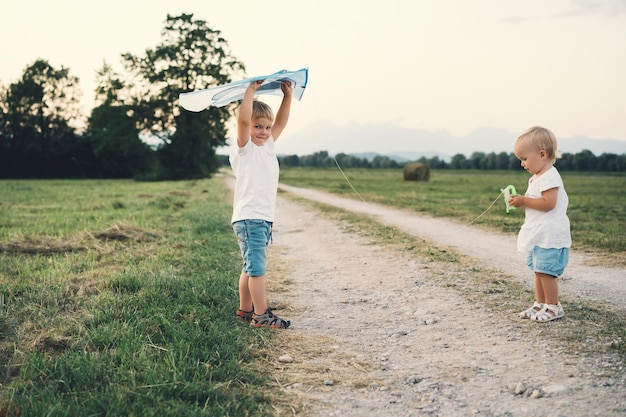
[
  {"xmin": 229, "ymin": 137, "xmax": 279, "ymax": 224},
  {"xmin": 517, "ymin": 166, "xmax": 572, "ymax": 252}
]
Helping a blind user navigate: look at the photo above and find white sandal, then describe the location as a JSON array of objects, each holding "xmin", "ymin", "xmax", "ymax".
[
  {"xmin": 532, "ymin": 303, "xmax": 565, "ymax": 322},
  {"xmin": 519, "ymin": 302, "xmax": 543, "ymax": 319}
]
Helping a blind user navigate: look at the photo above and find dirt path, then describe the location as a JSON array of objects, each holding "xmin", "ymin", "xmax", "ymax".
[
  {"xmin": 266, "ymin": 183, "xmax": 625, "ymax": 417},
  {"xmin": 277, "ymin": 184, "xmax": 625, "ymax": 309}
]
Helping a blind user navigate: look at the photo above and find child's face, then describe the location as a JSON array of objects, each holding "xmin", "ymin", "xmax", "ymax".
[
  {"xmin": 514, "ymin": 140, "xmax": 550, "ymax": 175},
  {"xmin": 250, "ymin": 117, "xmax": 273, "ymax": 141}
]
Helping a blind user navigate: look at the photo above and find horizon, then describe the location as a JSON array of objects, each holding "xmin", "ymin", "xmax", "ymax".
[{"xmin": 218, "ymin": 121, "xmax": 626, "ymax": 159}]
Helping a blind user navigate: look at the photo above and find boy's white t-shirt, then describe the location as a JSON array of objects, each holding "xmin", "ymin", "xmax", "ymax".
[
  {"xmin": 517, "ymin": 166, "xmax": 572, "ymax": 252},
  {"xmin": 229, "ymin": 137, "xmax": 279, "ymax": 224}
]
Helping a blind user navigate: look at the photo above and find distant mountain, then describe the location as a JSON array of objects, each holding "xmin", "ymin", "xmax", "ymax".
[
  {"xmin": 350, "ymin": 151, "xmax": 449, "ymax": 163},
  {"xmin": 276, "ymin": 121, "xmax": 626, "ymax": 159}
]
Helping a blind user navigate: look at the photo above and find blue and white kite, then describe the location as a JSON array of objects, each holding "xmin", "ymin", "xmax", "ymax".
[{"xmin": 179, "ymin": 67, "xmax": 309, "ymax": 112}]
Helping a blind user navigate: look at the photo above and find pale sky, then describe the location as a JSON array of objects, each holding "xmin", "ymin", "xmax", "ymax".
[{"xmin": 1, "ymin": 0, "xmax": 625, "ymax": 148}]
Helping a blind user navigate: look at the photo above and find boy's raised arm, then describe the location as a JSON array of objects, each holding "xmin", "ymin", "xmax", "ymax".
[
  {"xmin": 236, "ymin": 81, "xmax": 262, "ymax": 148},
  {"xmin": 272, "ymin": 81, "xmax": 293, "ymax": 142}
]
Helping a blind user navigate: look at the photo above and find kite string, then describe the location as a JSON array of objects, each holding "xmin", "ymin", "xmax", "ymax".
[
  {"xmin": 465, "ymin": 192, "xmax": 504, "ymax": 227},
  {"xmin": 333, "ymin": 157, "xmax": 367, "ymax": 202},
  {"xmin": 333, "ymin": 155, "xmax": 504, "ymax": 226}
]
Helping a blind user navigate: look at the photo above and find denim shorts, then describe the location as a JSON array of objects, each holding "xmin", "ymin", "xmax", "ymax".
[
  {"xmin": 233, "ymin": 219, "xmax": 272, "ymax": 277},
  {"xmin": 526, "ymin": 247, "xmax": 569, "ymax": 277}
]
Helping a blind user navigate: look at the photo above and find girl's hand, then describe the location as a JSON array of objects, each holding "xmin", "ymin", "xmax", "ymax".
[{"xmin": 509, "ymin": 195, "xmax": 525, "ymax": 208}]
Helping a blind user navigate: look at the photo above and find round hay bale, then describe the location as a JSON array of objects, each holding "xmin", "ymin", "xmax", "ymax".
[{"xmin": 403, "ymin": 162, "xmax": 430, "ymax": 182}]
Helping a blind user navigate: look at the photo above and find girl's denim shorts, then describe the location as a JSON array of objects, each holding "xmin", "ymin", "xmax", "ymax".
[
  {"xmin": 526, "ymin": 247, "xmax": 569, "ymax": 278},
  {"xmin": 233, "ymin": 219, "xmax": 272, "ymax": 277}
]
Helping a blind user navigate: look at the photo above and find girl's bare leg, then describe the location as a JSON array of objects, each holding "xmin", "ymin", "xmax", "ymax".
[
  {"xmin": 534, "ymin": 273, "xmax": 546, "ymax": 303},
  {"xmin": 537, "ymin": 272, "xmax": 559, "ymax": 306}
]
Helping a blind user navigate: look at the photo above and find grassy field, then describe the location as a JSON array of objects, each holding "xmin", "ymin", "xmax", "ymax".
[
  {"xmin": 279, "ymin": 168, "xmax": 626, "ymax": 257},
  {"xmin": 0, "ymin": 170, "xmax": 624, "ymax": 416},
  {"xmin": 0, "ymin": 178, "xmax": 283, "ymax": 416}
]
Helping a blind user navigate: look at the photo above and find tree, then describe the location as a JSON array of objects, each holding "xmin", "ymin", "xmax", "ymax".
[
  {"xmin": 87, "ymin": 104, "xmax": 153, "ymax": 178},
  {"xmin": 372, "ymin": 155, "xmax": 398, "ymax": 168},
  {"xmin": 450, "ymin": 153, "xmax": 467, "ymax": 169},
  {"xmin": 496, "ymin": 152, "xmax": 510, "ymax": 170},
  {"xmin": 118, "ymin": 13, "xmax": 245, "ymax": 179},
  {"xmin": 426, "ymin": 156, "xmax": 447, "ymax": 169},
  {"xmin": 508, "ymin": 153, "xmax": 523, "ymax": 170},
  {"xmin": 596, "ymin": 153, "xmax": 625, "ymax": 172},
  {"xmin": 572, "ymin": 149, "xmax": 596, "ymax": 171},
  {"xmin": 278, "ymin": 154, "xmax": 300, "ymax": 167},
  {"xmin": 470, "ymin": 152, "xmax": 487, "ymax": 169},
  {"xmin": 557, "ymin": 152, "xmax": 573, "ymax": 170},
  {"xmin": 84, "ymin": 63, "xmax": 154, "ymax": 178},
  {"xmin": 616, "ymin": 154, "xmax": 626, "ymax": 172},
  {"xmin": 333, "ymin": 153, "xmax": 354, "ymax": 168},
  {"xmin": 298, "ymin": 151, "xmax": 333, "ymax": 167},
  {"xmin": 0, "ymin": 85, "xmax": 9, "ymax": 156},
  {"xmin": 0, "ymin": 59, "xmax": 83, "ymax": 177},
  {"xmin": 484, "ymin": 152, "xmax": 498, "ymax": 170}
]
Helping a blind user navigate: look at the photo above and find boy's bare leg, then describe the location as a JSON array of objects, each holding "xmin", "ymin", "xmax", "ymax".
[
  {"xmin": 238, "ymin": 271, "xmax": 253, "ymax": 312},
  {"xmin": 248, "ymin": 275, "xmax": 268, "ymax": 315}
]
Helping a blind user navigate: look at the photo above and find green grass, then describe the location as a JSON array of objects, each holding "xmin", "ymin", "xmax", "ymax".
[
  {"xmin": 1, "ymin": 170, "xmax": 624, "ymax": 415},
  {"xmin": 279, "ymin": 168, "xmax": 626, "ymax": 254},
  {"xmin": 0, "ymin": 179, "xmax": 283, "ymax": 417}
]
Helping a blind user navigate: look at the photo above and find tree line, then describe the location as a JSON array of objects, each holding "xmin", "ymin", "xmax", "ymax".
[
  {"xmin": 0, "ymin": 14, "xmax": 243, "ymax": 180},
  {"xmin": 268, "ymin": 150, "xmax": 626, "ymax": 172},
  {"xmin": 2, "ymin": 13, "xmax": 624, "ymax": 180}
]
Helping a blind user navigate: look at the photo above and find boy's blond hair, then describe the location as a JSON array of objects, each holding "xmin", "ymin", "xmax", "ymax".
[
  {"xmin": 252, "ymin": 100, "xmax": 274, "ymax": 122},
  {"xmin": 516, "ymin": 126, "xmax": 558, "ymax": 163}
]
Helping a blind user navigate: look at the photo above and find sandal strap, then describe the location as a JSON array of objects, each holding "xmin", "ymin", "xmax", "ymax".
[
  {"xmin": 236, "ymin": 309, "xmax": 254, "ymax": 321},
  {"xmin": 533, "ymin": 303, "xmax": 564, "ymax": 322},
  {"xmin": 543, "ymin": 303, "xmax": 562, "ymax": 313},
  {"xmin": 519, "ymin": 302, "xmax": 543, "ymax": 319},
  {"xmin": 251, "ymin": 309, "xmax": 291, "ymax": 329}
]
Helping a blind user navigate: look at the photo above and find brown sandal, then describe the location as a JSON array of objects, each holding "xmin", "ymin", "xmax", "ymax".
[
  {"xmin": 251, "ymin": 309, "xmax": 290, "ymax": 329},
  {"xmin": 236, "ymin": 309, "xmax": 253, "ymax": 322}
]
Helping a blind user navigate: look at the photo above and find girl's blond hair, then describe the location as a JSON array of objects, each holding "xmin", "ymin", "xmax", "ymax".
[{"xmin": 516, "ymin": 126, "xmax": 558, "ymax": 163}]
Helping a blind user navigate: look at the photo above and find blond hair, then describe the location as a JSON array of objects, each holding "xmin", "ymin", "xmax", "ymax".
[
  {"xmin": 252, "ymin": 100, "xmax": 274, "ymax": 122},
  {"xmin": 516, "ymin": 126, "xmax": 558, "ymax": 163}
]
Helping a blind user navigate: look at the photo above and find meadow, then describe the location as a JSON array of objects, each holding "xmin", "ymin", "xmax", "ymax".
[
  {"xmin": 0, "ymin": 178, "xmax": 281, "ymax": 416},
  {"xmin": 0, "ymin": 169, "xmax": 623, "ymax": 416},
  {"xmin": 279, "ymin": 168, "xmax": 626, "ymax": 257}
]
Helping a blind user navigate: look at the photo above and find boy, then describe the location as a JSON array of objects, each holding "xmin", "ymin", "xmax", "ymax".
[{"xmin": 229, "ymin": 80, "xmax": 293, "ymax": 328}]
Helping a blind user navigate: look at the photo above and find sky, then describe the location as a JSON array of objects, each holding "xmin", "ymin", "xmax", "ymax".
[{"xmin": 1, "ymin": 0, "xmax": 625, "ymax": 153}]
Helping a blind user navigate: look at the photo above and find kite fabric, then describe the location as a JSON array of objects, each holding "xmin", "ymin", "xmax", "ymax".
[{"xmin": 179, "ymin": 67, "xmax": 309, "ymax": 112}]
